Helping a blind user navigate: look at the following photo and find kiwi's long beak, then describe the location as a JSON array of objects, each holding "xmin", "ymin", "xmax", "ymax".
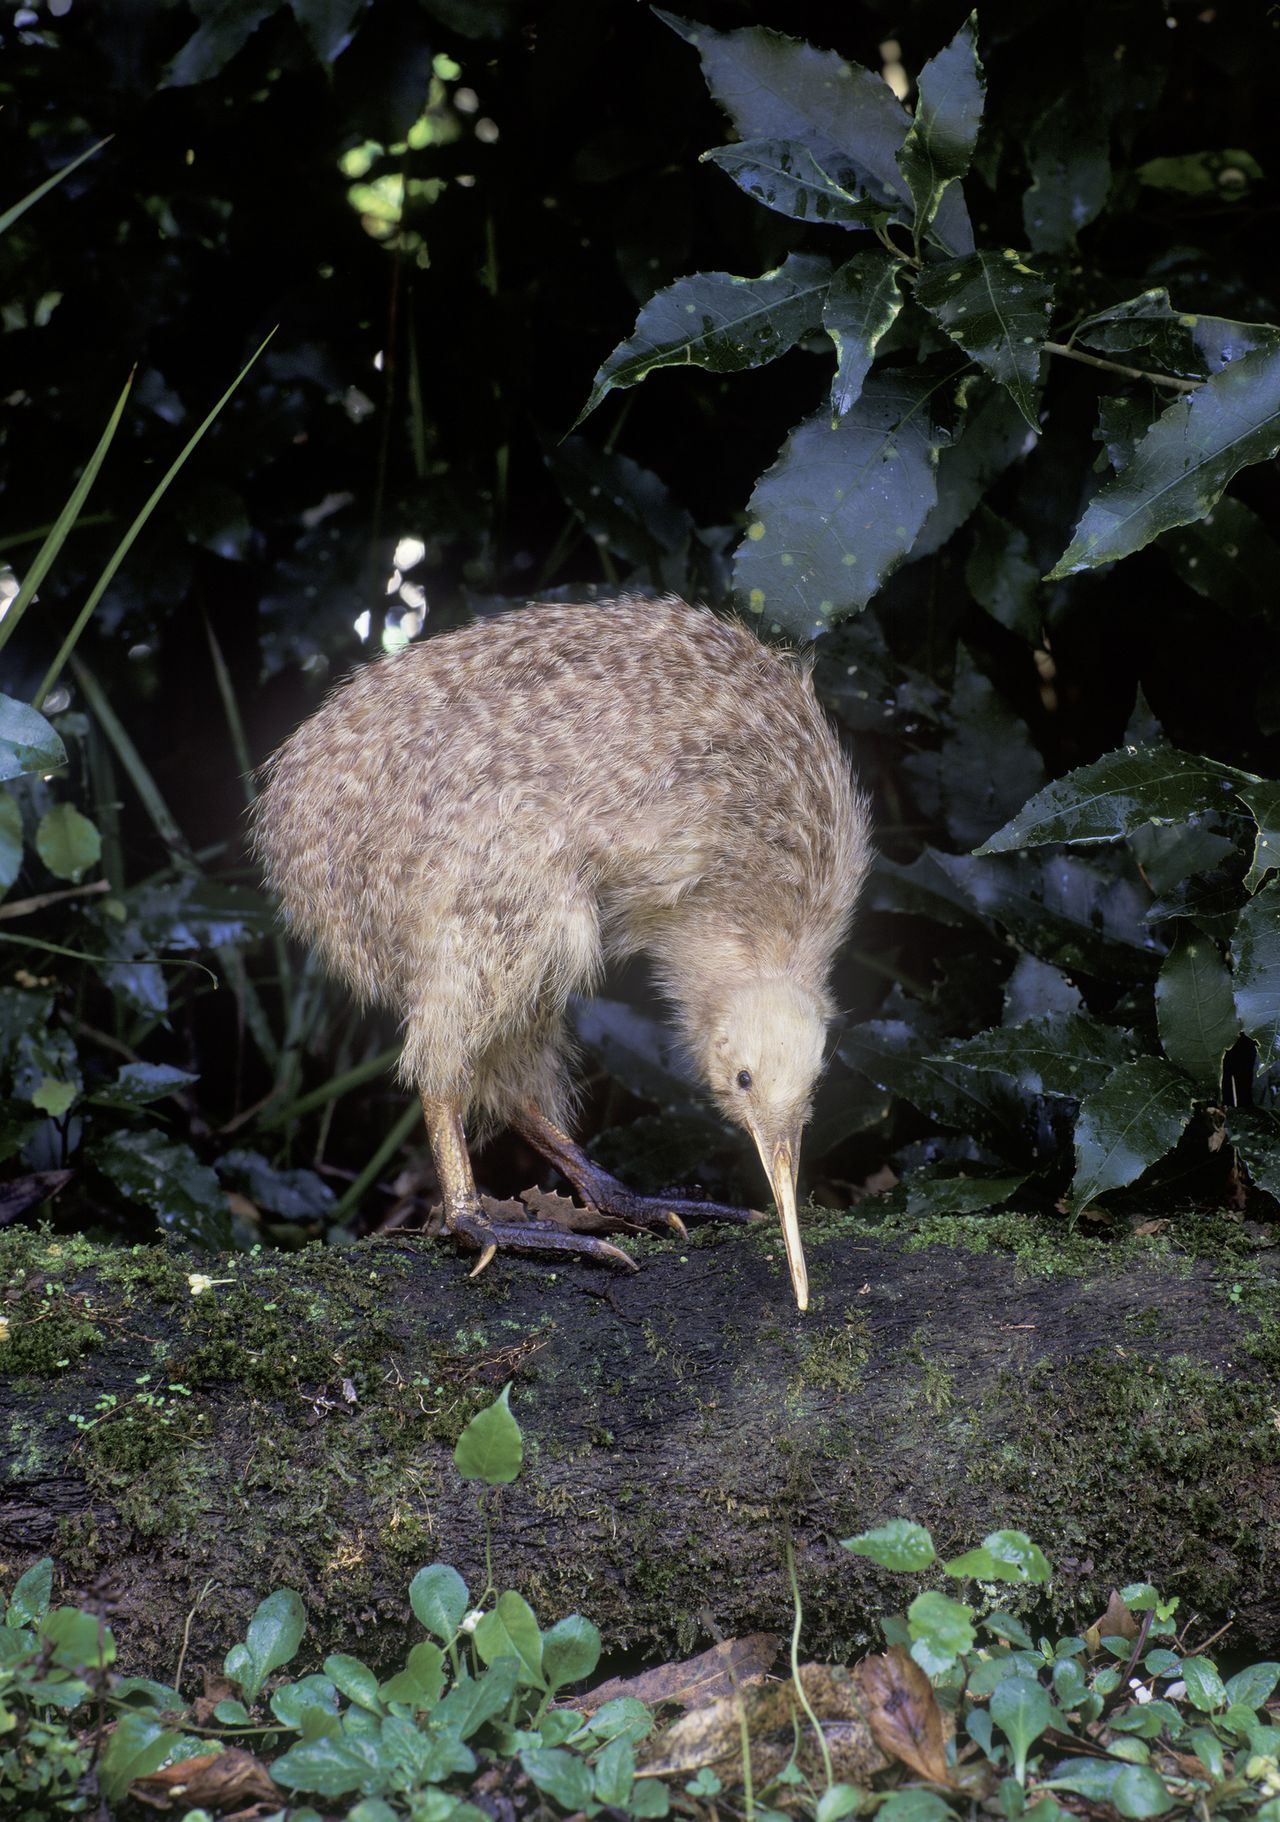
[{"xmin": 752, "ymin": 1129, "xmax": 808, "ymax": 1312}]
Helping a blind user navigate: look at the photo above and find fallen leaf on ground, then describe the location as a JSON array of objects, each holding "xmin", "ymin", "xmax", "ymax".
[
  {"xmin": 132, "ymin": 1746, "xmax": 279, "ymax": 1810},
  {"xmin": 855, "ymin": 1646, "xmax": 953, "ymax": 1785},
  {"xmin": 581, "ymin": 1632, "xmax": 780, "ymax": 1712},
  {"xmin": 1086, "ymin": 1589, "xmax": 1138, "ymax": 1652}
]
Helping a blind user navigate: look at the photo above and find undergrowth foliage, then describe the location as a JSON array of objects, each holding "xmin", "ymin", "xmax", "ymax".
[{"xmin": 3, "ymin": 1390, "xmax": 1280, "ymax": 1821}]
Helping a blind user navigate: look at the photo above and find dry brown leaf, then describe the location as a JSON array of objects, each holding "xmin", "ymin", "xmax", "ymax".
[
  {"xmin": 132, "ymin": 1747, "xmax": 280, "ymax": 1810},
  {"xmin": 854, "ymin": 1646, "xmax": 953, "ymax": 1785},
  {"xmin": 581, "ymin": 1633, "xmax": 780, "ymax": 1712},
  {"xmin": 641, "ymin": 1663, "xmax": 886, "ymax": 1790},
  {"xmin": 1086, "ymin": 1589, "xmax": 1137, "ymax": 1654}
]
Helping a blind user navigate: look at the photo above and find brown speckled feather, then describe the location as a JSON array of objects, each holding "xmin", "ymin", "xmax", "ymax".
[{"xmin": 252, "ymin": 596, "xmax": 871, "ymax": 1138}]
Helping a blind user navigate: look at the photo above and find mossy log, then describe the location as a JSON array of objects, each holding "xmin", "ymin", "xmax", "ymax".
[{"xmin": 2, "ymin": 1210, "xmax": 1278, "ymax": 1681}]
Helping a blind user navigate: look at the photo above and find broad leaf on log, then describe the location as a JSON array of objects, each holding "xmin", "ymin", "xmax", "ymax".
[
  {"xmin": 575, "ymin": 253, "xmax": 831, "ymax": 423},
  {"xmin": 659, "ymin": 13, "xmax": 973, "ymax": 254},
  {"xmin": 824, "ymin": 251, "xmax": 904, "ymax": 418},
  {"xmin": 1075, "ymin": 289, "xmax": 1279, "ymax": 378},
  {"xmin": 1154, "ymin": 924, "xmax": 1238, "ymax": 1090},
  {"xmin": 702, "ymin": 139, "xmax": 889, "ymax": 230},
  {"xmin": 915, "ymin": 251, "xmax": 1053, "ymax": 430},
  {"xmin": 1049, "ymin": 342, "xmax": 1280, "ymax": 575},
  {"xmin": 897, "ymin": 13, "xmax": 984, "ymax": 242},
  {"xmin": 1068, "ymin": 1058, "xmax": 1197, "ymax": 1213},
  {"xmin": 1240, "ymin": 782, "xmax": 1280, "ymax": 893},
  {"xmin": 1231, "ymin": 878, "xmax": 1280, "ymax": 1073},
  {"xmin": 734, "ymin": 368, "xmax": 949, "ymax": 637},
  {"xmin": 938, "ymin": 1012, "xmax": 1140, "ymax": 1099},
  {"xmin": 976, "ymin": 744, "xmax": 1258, "ymax": 854}
]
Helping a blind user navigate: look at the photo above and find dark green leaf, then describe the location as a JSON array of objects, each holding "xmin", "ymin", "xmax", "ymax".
[
  {"xmin": 434, "ymin": 1657, "xmax": 521, "ymax": 1739},
  {"xmin": 1112, "ymin": 1765, "xmax": 1174, "ymax": 1817},
  {"xmin": 965, "ymin": 506, "xmax": 1041, "ymax": 642},
  {"xmin": 1003, "ymin": 954, "xmax": 1081, "ymax": 1023},
  {"xmin": 1068, "ymin": 1058, "xmax": 1197, "ymax": 1212},
  {"xmin": 841, "ymin": 1520, "xmax": 937, "ymax": 1571},
  {"xmin": 163, "ymin": 2, "xmax": 276, "ymax": 88},
  {"xmin": 1159, "ymin": 496, "xmax": 1280, "ymax": 622},
  {"xmin": 1224, "ymin": 1661, "xmax": 1280, "ymax": 1710},
  {"xmin": 270, "ymin": 1674, "xmax": 340, "ymax": 1730},
  {"xmin": 935, "ymin": 646, "xmax": 1046, "ymax": 850},
  {"xmin": 216, "ymin": 1150, "xmax": 335, "ymax": 1221},
  {"xmin": 409, "ymin": 1564, "xmax": 469, "ymax": 1643},
  {"xmin": 915, "ymin": 381, "xmax": 1031, "ymax": 557},
  {"xmin": 900, "ymin": 1169, "xmax": 1028, "ymax": 1218},
  {"xmin": 824, "ymin": 251, "xmax": 905, "ymax": 417},
  {"xmin": 1021, "ymin": 95, "xmax": 1110, "ymax": 252},
  {"xmin": 453, "ymin": 1383, "xmax": 523, "ymax": 1484},
  {"xmin": 572, "ymin": 997, "xmax": 694, "ymax": 1105},
  {"xmin": 1229, "ymin": 1109, "xmax": 1280, "ymax": 1204},
  {"xmin": 976, "ymin": 744, "xmax": 1256, "ymax": 854},
  {"xmin": 223, "ymin": 1588, "xmax": 306, "ymax": 1705},
  {"xmin": 1128, "ymin": 819, "xmax": 1239, "ymax": 897},
  {"xmin": 271, "ymin": 1732, "xmax": 384, "ymax": 1798},
  {"xmin": 703, "ymin": 139, "xmax": 889, "ymax": 230},
  {"xmin": 0, "ymin": 793, "xmax": 23, "ymax": 890},
  {"xmin": 915, "ymin": 251, "xmax": 1053, "ymax": 431},
  {"xmin": 868, "ymin": 850, "xmax": 985, "ymax": 927},
  {"xmin": 7, "ymin": 1557, "xmax": 53, "ymax": 1627},
  {"xmin": 1240, "ymin": 782, "xmax": 1280, "ymax": 893},
  {"xmin": 99, "ymin": 1713, "xmax": 183, "ymax": 1805},
  {"xmin": 288, "ymin": 0, "xmax": 366, "ymax": 62},
  {"xmin": 87, "ymin": 1063, "xmax": 198, "ymax": 1109},
  {"xmin": 1075, "ymin": 289, "xmax": 1278, "ymax": 378},
  {"xmin": 1154, "ymin": 925, "xmax": 1238, "ymax": 1089},
  {"xmin": 546, "ymin": 440, "xmax": 693, "ymax": 587},
  {"xmin": 93, "ymin": 1128, "xmax": 231, "ymax": 1248},
  {"xmin": 474, "ymin": 1591, "xmax": 543, "ymax": 1687},
  {"xmin": 840, "ymin": 1017, "xmax": 1034, "ymax": 1157},
  {"xmin": 897, "ymin": 14, "xmax": 984, "ymax": 241},
  {"xmin": 577, "ymin": 254, "xmax": 831, "ymax": 424},
  {"xmin": 594, "ymin": 1735, "xmax": 637, "ymax": 1806},
  {"xmin": 0, "ymin": 694, "xmax": 67, "ymax": 783},
  {"xmin": 1231, "ymin": 879, "xmax": 1280, "ymax": 1072},
  {"xmin": 939, "ymin": 1012, "xmax": 1140, "ymax": 1098},
  {"xmin": 932, "ymin": 850, "xmax": 1162, "ymax": 979},
  {"xmin": 35, "ymin": 802, "xmax": 101, "ymax": 882},
  {"xmin": 521, "ymin": 1746, "xmax": 595, "ymax": 1811},
  {"xmin": 1050, "ymin": 343, "xmax": 1280, "ymax": 575},
  {"xmin": 735, "ymin": 369, "xmax": 951, "ymax": 638},
  {"xmin": 541, "ymin": 1614, "xmax": 602, "ymax": 1692}
]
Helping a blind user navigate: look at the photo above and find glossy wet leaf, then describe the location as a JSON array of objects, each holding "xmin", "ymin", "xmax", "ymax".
[
  {"xmin": 660, "ymin": 12, "xmax": 972, "ymax": 253},
  {"xmin": 521, "ymin": 1746, "xmax": 595, "ymax": 1811},
  {"xmin": 1067, "ymin": 1058, "xmax": 1196, "ymax": 1213},
  {"xmin": 965, "ymin": 506, "xmax": 1040, "ymax": 641},
  {"xmin": 1159, "ymin": 496, "xmax": 1280, "ymax": 622},
  {"xmin": 271, "ymin": 1732, "xmax": 387, "ymax": 1798},
  {"xmin": 915, "ymin": 251, "xmax": 1053, "ymax": 430},
  {"xmin": 547, "ymin": 439, "xmax": 693, "ymax": 584},
  {"xmin": 939, "ymin": 1011, "xmax": 1139, "ymax": 1098},
  {"xmin": 1231, "ymin": 879, "xmax": 1280, "ymax": 1073},
  {"xmin": 823, "ymin": 251, "xmax": 904, "ymax": 417},
  {"xmin": 702, "ymin": 138, "xmax": 889, "ymax": 230},
  {"xmin": 842, "ymin": 1520, "xmax": 937, "ymax": 1571},
  {"xmin": 93, "ymin": 1127, "xmax": 230, "ymax": 1248},
  {"xmin": 735, "ymin": 368, "xmax": 950, "ymax": 638},
  {"xmin": 453, "ymin": 1383, "xmax": 523, "ymax": 1484},
  {"xmin": 0, "ymin": 694, "xmax": 67, "ymax": 783},
  {"xmin": 1154, "ymin": 925, "xmax": 1238, "ymax": 1089},
  {"xmin": 323, "ymin": 1653, "xmax": 383, "ymax": 1710},
  {"xmin": 408, "ymin": 1563, "xmax": 469, "ymax": 1643},
  {"xmin": 99, "ymin": 1712, "xmax": 183, "ymax": 1804},
  {"xmin": 1050, "ymin": 342, "xmax": 1280, "ymax": 575},
  {"xmin": 1022, "ymin": 93, "xmax": 1111, "ymax": 252},
  {"xmin": 223, "ymin": 1588, "xmax": 305, "ymax": 1704},
  {"xmin": 935, "ymin": 646, "xmax": 1046, "ymax": 850},
  {"xmin": 1075, "ymin": 289, "xmax": 1278, "ymax": 378},
  {"xmin": 897, "ymin": 13, "xmax": 984, "ymax": 241},
  {"xmin": 900, "ymin": 1170, "xmax": 1028, "ymax": 1218},
  {"xmin": 975, "ymin": 744, "xmax": 1256, "ymax": 853},
  {"xmin": 932, "ymin": 850, "xmax": 1162, "ymax": 979},
  {"xmin": 1113, "ymin": 1764, "xmax": 1174, "ymax": 1817},
  {"xmin": 943, "ymin": 1531, "xmax": 1051, "ymax": 1583},
  {"xmin": 576, "ymin": 253, "xmax": 831, "ymax": 424},
  {"xmin": 1240, "ymin": 782, "xmax": 1280, "ymax": 892},
  {"xmin": 915, "ymin": 381, "xmax": 1031, "ymax": 556},
  {"xmin": 990, "ymin": 1675, "xmax": 1054, "ymax": 1777},
  {"xmin": 840, "ymin": 1017, "xmax": 1033, "ymax": 1157},
  {"xmin": 907, "ymin": 1590, "xmax": 975, "ymax": 1674},
  {"xmin": 7, "ymin": 1557, "xmax": 53, "ymax": 1627},
  {"xmin": 473, "ymin": 1591, "xmax": 543, "ymax": 1687},
  {"xmin": 35, "ymin": 802, "xmax": 101, "ymax": 882},
  {"xmin": 379, "ymin": 1640, "xmax": 445, "ymax": 1710},
  {"xmin": 434, "ymin": 1657, "xmax": 521, "ymax": 1738},
  {"xmin": 1230, "ymin": 1109, "xmax": 1280, "ymax": 1203},
  {"xmin": 87, "ymin": 1063, "xmax": 198, "ymax": 1109},
  {"xmin": 216, "ymin": 1149, "xmax": 335, "ymax": 1221},
  {"xmin": 541, "ymin": 1614, "xmax": 602, "ymax": 1692}
]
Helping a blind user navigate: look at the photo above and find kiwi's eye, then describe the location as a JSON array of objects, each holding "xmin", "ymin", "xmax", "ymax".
[{"xmin": 736, "ymin": 1069, "xmax": 753, "ymax": 1090}]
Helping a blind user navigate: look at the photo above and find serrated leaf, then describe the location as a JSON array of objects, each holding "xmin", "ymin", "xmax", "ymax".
[
  {"xmin": 35, "ymin": 802, "xmax": 101, "ymax": 882},
  {"xmin": 577, "ymin": 254, "xmax": 831, "ymax": 424},
  {"xmin": 900, "ymin": 1169, "xmax": 1028, "ymax": 1218},
  {"xmin": 0, "ymin": 694, "xmax": 67, "ymax": 783},
  {"xmin": 841, "ymin": 1520, "xmax": 937, "ymax": 1571},
  {"xmin": 897, "ymin": 13, "xmax": 984, "ymax": 241},
  {"xmin": 1050, "ymin": 342, "xmax": 1280, "ymax": 575},
  {"xmin": 1075, "ymin": 289, "xmax": 1278, "ymax": 378},
  {"xmin": 93, "ymin": 1128, "xmax": 230, "ymax": 1248},
  {"xmin": 840, "ymin": 1017, "xmax": 1034, "ymax": 1157},
  {"xmin": 1231, "ymin": 878, "xmax": 1280, "ymax": 1071},
  {"xmin": 546, "ymin": 439, "xmax": 693, "ymax": 585},
  {"xmin": 1021, "ymin": 93, "xmax": 1111, "ymax": 253},
  {"xmin": 975, "ymin": 744, "xmax": 1257, "ymax": 854},
  {"xmin": 735, "ymin": 368, "xmax": 949, "ymax": 637},
  {"xmin": 932, "ymin": 849, "xmax": 1162, "ymax": 979},
  {"xmin": 1068, "ymin": 1058, "xmax": 1197, "ymax": 1213},
  {"xmin": 914, "ymin": 380, "xmax": 1032, "ymax": 557},
  {"xmin": 1154, "ymin": 925, "xmax": 1238, "ymax": 1090},
  {"xmin": 703, "ymin": 139, "xmax": 889, "ymax": 230},
  {"xmin": 409, "ymin": 1563, "xmax": 469, "ymax": 1643},
  {"xmin": 938, "ymin": 1012, "xmax": 1139, "ymax": 1098},
  {"xmin": 660, "ymin": 12, "xmax": 972, "ymax": 253},
  {"xmin": 1160, "ymin": 496, "xmax": 1280, "ymax": 623},
  {"xmin": 453, "ymin": 1383, "xmax": 523, "ymax": 1484},
  {"xmin": 916, "ymin": 250, "xmax": 1053, "ymax": 431},
  {"xmin": 824, "ymin": 251, "xmax": 905, "ymax": 417},
  {"xmin": 935, "ymin": 645, "xmax": 1046, "ymax": 850},
  {"xmin": 1240, "ymin": 782, "xmax": 1280, "ymax": 893},
  {"xmin": 965, "ymin": 506, "xmax": 1041, "ymax": 641},
  {"xmin": 88, "ymin": 1062, "xmax": 198, "ymax": 1109}
]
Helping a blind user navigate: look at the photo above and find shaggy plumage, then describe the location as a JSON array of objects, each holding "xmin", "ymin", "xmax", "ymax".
[{"xmin": 253, "ymin": 595, "xmax": 871, "ymax": 1307}]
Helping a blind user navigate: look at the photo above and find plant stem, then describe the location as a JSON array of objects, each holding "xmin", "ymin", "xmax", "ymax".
[
  {"xmin": 786, "ymin": 1535, "xmax": 833, "ymax": 1791},
  {"xmin": 1041, "ymin": 341, "xmax": 1200, "ymax": 393}
]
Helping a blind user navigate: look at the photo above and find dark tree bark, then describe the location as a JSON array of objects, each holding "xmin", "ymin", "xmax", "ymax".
[{"xmin": 2, "ymin": 1216, "xmax": 1277, "ymax": 1682}]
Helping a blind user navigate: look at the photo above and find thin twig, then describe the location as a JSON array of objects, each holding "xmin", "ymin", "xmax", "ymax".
[
  {"xmin": 173, "ymin": 1579, "xmax": 217, "ymax": 1697},
  {"xmin": 1042, "ymin": 341, "xmax": 1201, "ymax": 393},
  {"xmin": 0, "ymin": 878, "xmax": 111, "ymax": 920}
]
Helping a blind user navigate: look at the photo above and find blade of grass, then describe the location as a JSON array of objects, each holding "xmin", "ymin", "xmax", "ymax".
[
  {"xmin": 70, "ymin": 657, "xmax": 192, "ymax": 862},
  {"xmin": 33, "ymin": 330, "xmax": 276, "ymax": 709},
  {"xmin": 263, "ymin": 1047, "xmax": 400, "ymax": 1128},
  {"xmin": 0, "ymin": 136, "xmax": 112, "ymax": 237},
  {"xmin": 0, "ymin": 373, "xmax": 133, "ymax": 659},
  {"xmin": 0, "ymin": 513, "xmax": 114, "ymax": 558},
  {"xmin": 329, "ymin": 1099, "xmax": 422, "ymax": 1224}
]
